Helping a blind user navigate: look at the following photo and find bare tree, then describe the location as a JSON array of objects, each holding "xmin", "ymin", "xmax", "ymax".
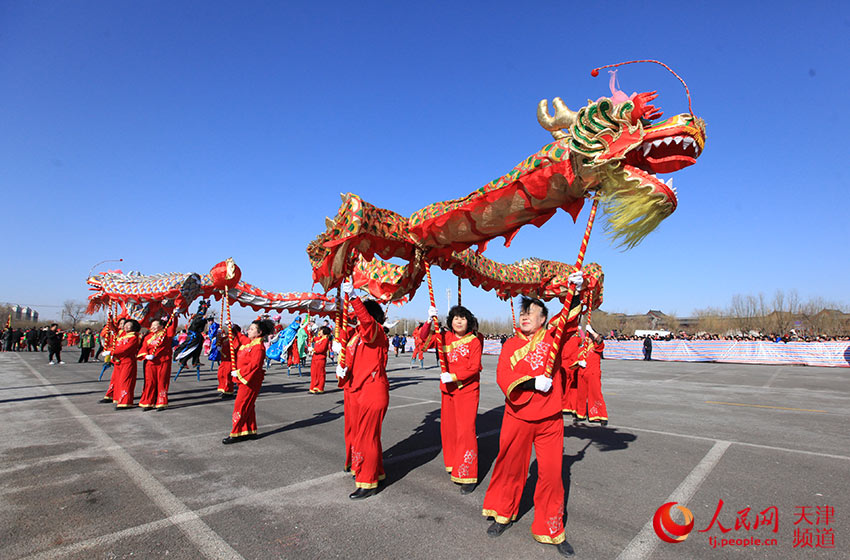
[
  {"xmin": 729, "ymin": 294, "xmax": 759, "ymax": 334},
  {"xmin": 61, "ymin": 300, "xmax": 88, "ymax": 330}
]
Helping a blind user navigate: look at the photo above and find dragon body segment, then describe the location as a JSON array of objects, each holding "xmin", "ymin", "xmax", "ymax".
[{"xmin": 309, "ymin": 84, "xmax": 705, "ymax": 293}]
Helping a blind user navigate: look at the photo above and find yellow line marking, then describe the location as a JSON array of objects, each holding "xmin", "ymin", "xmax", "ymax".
[{"xmin": 705, "ymin": 401, "xmax": 827, "ymax": 413}]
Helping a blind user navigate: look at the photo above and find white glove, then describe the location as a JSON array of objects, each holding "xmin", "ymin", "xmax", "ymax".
[
  {"xmin": 534, "ymin": 375, "xmax": 553, "ymax": 393},
  {"xmin": 335, "ymin": 365, "xmax": 347, "ymax": 379},
  {"xmin": 102, "ymin": 351, "xmax": 110, "ymax": 357},
  {"xmin": 341, "ymin": 281, "xmax": 353, "ymax": 295},
  {"xmin": 145, "ymin": 354, "xmax": 154, "ymax": 361},
  {"xmin": 332, "ymin": 340, "xmax": 342, "ymax": 354},
  {"xmin": 578, "ymin": 360, "xmax": 587, "ymax": 368},
  {"xmin": 308, "ymin": 348, "xmax": 314, "ymax": 356},
  {"xmin": 568, "ymin": 271, "xmax": 584, "ymax": 290},
  {"xmin": 231, "ymin": 370, "xmax": 239, "ymax": 378},
  {"xmin": 440, "ymin": 372, "xmax": 453, "ymax": 384},
  {"xmin": 428, "ymin": 306, "xmax": 438, "ymax": 319},
  {"xmin": 586, "ymin": 324, "xmax": 597, "ymax": 337}
]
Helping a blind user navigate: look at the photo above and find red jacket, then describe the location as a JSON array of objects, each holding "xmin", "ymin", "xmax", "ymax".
[
  {"xmin": 232, "ymin": 333, "xmax": 266, "ymax": 391},
  {"xmin": 496, "ymin": 309, "xmax": 579, "ymax": 421},
  {"xmin": 418, "ymin": 322, "xmax": 482, "ymax": 391},
  {"xmin": 136, "ymin": 317, "xmax": 178, "ymax": 365},
  {"xmin": 343, "ymin": 298, "xmax": 388, "ymax": 393}
]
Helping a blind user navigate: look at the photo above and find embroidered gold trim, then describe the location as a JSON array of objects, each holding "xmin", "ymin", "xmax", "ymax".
[
  {"xmin": 510, "ymin": 328, "xmax": 546, "ymax": 368},
  {"xmin": 532, "ymin": 529, "xmax": 566, "ymax": 544},
  {"xmin": 229, "ymin": 429, "xmax": 257, "ymax": 437},
  {"xmin": 506, "ymin": 375, "xmax": 534, "ymax": 402},
  {"xmin": 442, "ymin": 333, "xmax": 475, "ymax": 354},
  {"xmin": 481, "ymin": 509, "xmax": 517, "ymax": 524},
  {"xmin": 355, "ymin": 481, "xmax": 379, "ymax": 489},
  {"xmin": 450, "ymin": 475, "xmax": 477, "ymax": 484}
]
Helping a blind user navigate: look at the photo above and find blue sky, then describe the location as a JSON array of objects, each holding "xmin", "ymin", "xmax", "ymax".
[{"xmin": 2, "ymin": 1, "xmax": 848, "ymax": 323}]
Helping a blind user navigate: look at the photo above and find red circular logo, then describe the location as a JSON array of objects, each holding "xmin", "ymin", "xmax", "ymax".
[{"xmin": 653, "ymin": 502, "xmax": 694, "ymax": 543}]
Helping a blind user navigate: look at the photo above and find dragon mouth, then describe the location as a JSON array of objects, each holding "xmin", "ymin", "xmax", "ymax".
[
  {"xmin": 626, "ymin": 113, "xmax": 706, "ymax": 175},
  {"xmin": 622, "ymin": 165, "xmax": 677, "ymax": 212}
]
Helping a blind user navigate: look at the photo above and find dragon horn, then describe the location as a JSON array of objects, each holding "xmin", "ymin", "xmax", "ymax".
[{"xmin": 537, "ymin": 97, "xmax": 577, "ymax": 139}]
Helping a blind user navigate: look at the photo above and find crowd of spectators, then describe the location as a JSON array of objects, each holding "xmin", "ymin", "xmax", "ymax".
[{"xmin": 610, "ymin": 331, "xmax": 850, "ymax": 343}]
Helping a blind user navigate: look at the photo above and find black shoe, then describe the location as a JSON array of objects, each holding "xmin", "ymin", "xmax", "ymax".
[
  {"xmin": 99, "ymin": 398, "xmax": 112, "ymax": 404},
  {"xmin": 343, "ymin": 466, "xmax": 351, "ymax": 473},
  {"xmin": 141, "ymin": 406, "xmax": 153, "ymax": 412},
  {"xmin": 156, "ymin": 407, "xmax": 167, "ymax": 412},
  {"xmin": 222, "ymin": 436, "xmax": 244, "ymax": 445},
  {"xmin": 349, "ymin": 487, "xmax": 377, "ymax": 500},
  {"xmin": 556, "ymin": 539, "xmax": 575, "ymax": 557},
  {"xmin": 600, "ymin": 420, "xmax": 608, "ymax": 426},
  {"xmin": 246, "ymin": 433, "xmax": 259, "ymax": 440},
  {"xmin": 487, "ymin": 520, "xmax": 512, "ymax": 537},
  {"xmin": 459, "ymin": 483, "xmax": 476, "ymax": 495}
]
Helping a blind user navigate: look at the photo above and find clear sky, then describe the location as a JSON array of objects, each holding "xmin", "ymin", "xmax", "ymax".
[{"xmin": 2, "ymin": 1, "xmax": 848, "ymax": 324}]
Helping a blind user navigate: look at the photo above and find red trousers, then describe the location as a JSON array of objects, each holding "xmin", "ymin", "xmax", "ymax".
[
  {"xmin": 309, "ymin": 355, "xmax": 327, "ymax": 393},
  {"xmin": 113, "ymin": 361, "xmax": 138, "ymax": 408},
  {"xmin": 230, "ymin": 384, "xmax": 259, "ymax": 437},
  {"xmin": 577, "ymin": 368, "xmax": 608, "ymax": 422},
  {"xmin": 350, "ymin": 383, "xmax": 388, "ymax": 489},
  {"xmin": 139, "ymin": 360, "xmax": 171, "ymax": 408},
  {"xmin": 482, "ymin": 412, "xmax": 566, "ymax": 544},
  {"xmin": 441, "ymin": 387, "xmax": 479, "ymax": 483},
  {"xmin": 104, "ymin": 366, "xmax": 116, "ymax": 401},
  {"xmin": 562, "ymin": 368, "xmax": 578, "ymax": 416},
  {"xmin": 217, "ymin": 360, "xmax": 234, "ymax": 394},
  {"xmin": 343, "ymin": 388, "xmax": 356, "ymax": 470}
]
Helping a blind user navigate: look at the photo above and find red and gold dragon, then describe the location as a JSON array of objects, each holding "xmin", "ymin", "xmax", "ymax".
[{"xmin": 308, "ymin": 64, "xmax": 705, "ymax": 304}]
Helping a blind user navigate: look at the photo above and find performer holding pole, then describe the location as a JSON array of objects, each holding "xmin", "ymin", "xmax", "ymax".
[
  {"xmin": 481, "ymin": 272, "xmax": 584, "ymax": 558},
  {"xmin": 137, "ymin": 308, "xmax": 179, "ymax": 411},
  {"xmin": 418, "ymin": 302, "xmax": 482, "ymax": 494},
  {"xmin": 223, "ymin": 318, "xmax": 274, "ymax": 444},
  {"xmin": 335, "ymin": 280, "xmax": 389, "ymax": 500}
]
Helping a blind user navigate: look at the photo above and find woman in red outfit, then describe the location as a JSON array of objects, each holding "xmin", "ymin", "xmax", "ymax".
[
  {"xmin": 112, "ymin": 319, "xmax": 142, "ymax": 409},
  {"xmin": 222, "ymin": 319, "xmax": 274, "ymax": 444},
  {"xmin": 575, "ymin": 325, "xmax": 608, "ymax": 425},
  {"xmin": 418, "ymin": 304, "xmax": 482, "ymax": 493},
  {"xmin": 137, "ymin": 311, "xmax": 179, "ymax": 411},
  {"xmin": 215, "ymin": 324, "xmax": 241, "ymax": 399},
  {"xmin": 308, "ymin": 326, "xmax": 332, "ymax": 393},
  {"xmin": 335, "ymin": 281, "xmax": 389, "ymax": 500}
]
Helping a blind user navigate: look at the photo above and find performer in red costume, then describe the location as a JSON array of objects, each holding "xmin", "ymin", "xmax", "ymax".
[
  {"xmin": 481, "ymin": 272, "xmax": 584, "ymax": 558},
  {"xmin": 216, "ymin": 324, "xmax": 241, "ymax": 399},
  {"xmin": 137, "ymin": 310, "xmax": 179, "ymax": 411},
  {"xmin": 335, "ymin": 281, "xmax": 389, "ymax": 500},
  {"xmin": 560, "ymin": 332, "xmax": 582, "ymax": 418},
  {"xmin": 99, "ymin": 316, "xmax": 125, "ymax": 403},
  {"xmin": 575, "ymin": 325, "xmax": 608, "ymax": 425},
  {"xmin": 111, "ymin": 319, "xmax": 142, "ymax": 409},
  {"xmin": 223, "ymin": 319, "xmax": 274, "ymax": 444},
  {"xmin": 418, "ymin": 304, "xmax": 482, "ymax": 494},
  {"xmin": 308, "ymin": 326, "xmax": 331, "ymax": 393}
]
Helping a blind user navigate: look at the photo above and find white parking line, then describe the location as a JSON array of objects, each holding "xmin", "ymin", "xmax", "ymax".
[
  {"xmin": 15, "ymin": 355, "xmax": 244, "ymax": 560},
  {"xmin": 615, "ymin": 441, "xmax": 731, "ymax": 560}
]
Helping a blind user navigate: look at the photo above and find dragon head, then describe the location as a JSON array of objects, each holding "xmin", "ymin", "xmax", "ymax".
[{"xmin": 538, "ymin": 86, "xmax": 706, "ymax": 248}]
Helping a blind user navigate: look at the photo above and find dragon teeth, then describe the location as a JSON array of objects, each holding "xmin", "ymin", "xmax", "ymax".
[
  {"xmin": 682, "ymin": 137, "xmax": 695, "ymax": 148},
  {"xmin": 673, "ymin": 136, "xmax": 683, "ymax": 144},
  {"xmin": 663, "ymin": 137, "xmax": 673, "ymax": 146},
  {"xmin": 643, "ymin": 143, "xmax": 651, "ymax": 156},
  {"xmin": 652, "ymin": 139, "xmax": 664, "ymax": 148}
]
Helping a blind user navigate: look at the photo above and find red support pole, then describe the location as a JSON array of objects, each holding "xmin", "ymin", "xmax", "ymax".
[{"xmin": 544, "ymin": 198, "xmax": 599, "ymax": 377}]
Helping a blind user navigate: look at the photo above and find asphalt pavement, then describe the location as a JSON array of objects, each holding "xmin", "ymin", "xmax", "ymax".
[{"xmin": 1, "ymin": 350, "xmax": 848, "ymax": 559}]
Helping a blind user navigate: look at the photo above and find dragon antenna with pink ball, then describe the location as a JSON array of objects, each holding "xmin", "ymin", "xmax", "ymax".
[{"xmin": 591, "ymin": 60, "xmax": 693, "ymax": 116}]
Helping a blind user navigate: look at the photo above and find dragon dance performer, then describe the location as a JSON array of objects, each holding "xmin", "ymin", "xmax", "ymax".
[
  {"xmin": 215, "ymin": 324, "xmax": 241, "ymax": 398},
  {"xmin": 560, "ymin": 332, "xmax": 582, "ymax": 418},
  {"xmin": 308, "ymin": 326, "xmax": 331, "ymax": 394},
  {"xmin": 574, "ymin": 325, "xmax": 608, "ymax": 425},
  {"xmin": 482, "ymin": 272, "xmax": 584, "ymax": 558},
  {"xmin": 223, "ymin": 319, "xmax": 274, "ymax": 444},
  {"xmin": 99, "ymin": 316, "xmax": 126, "ymax": 403},
  {"xmin": 332, "ymin": 321, "xmax": 356, "ymax": 471},
  {"xmin": 335, "ymin": 281, "xmax": 389, "ymax": 500},
  {"xmin": 111, "ymin": 319, "xmax": 142, "ymax": 409},
  {"xmin": 137, "ymin": 310, "xmax": 179, "ymax": 411},
  {"xmin": 418, "ymin": 305, "xmax": 483, "ymax": 494}
]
